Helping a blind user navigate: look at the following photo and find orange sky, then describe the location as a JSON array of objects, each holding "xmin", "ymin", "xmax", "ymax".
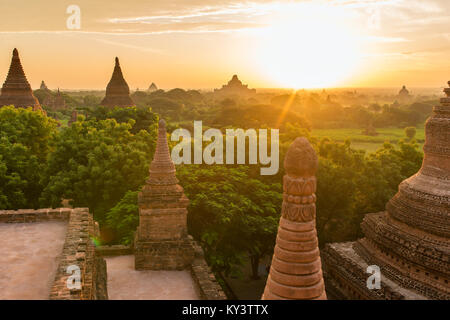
[{"xmin": 0, "ymin": 0, "xmax": 449, "ymax": 90}]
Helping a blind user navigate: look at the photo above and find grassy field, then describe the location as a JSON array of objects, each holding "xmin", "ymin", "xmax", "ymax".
[{"xmin": 311, "ymin": 126, "xmax": 425, "ymax": 153}]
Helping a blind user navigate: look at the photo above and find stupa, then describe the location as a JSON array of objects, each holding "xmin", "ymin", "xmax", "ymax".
[
  {"xmin": 322, "ymin": 81, "xmax": 450, "ymax": 300},
  {"xmin": 40, "ymin": 80, "xmax": 49, "ymax": 91},
  {"xmin": 44, "ymin": 88, "xmax": 66, "ymax": 110},
  {"xmin": 68, "ymin": 110, "xmax": 78, "ymax": 126},
  {"xmin": 148, "ymin": 82, "xmax": 158, "ymax": 92},
  {"xmin": 398, "ymin": 85, "xmax": 412, "ymax": 103},
  {"xmin": 0, "ymin": 48, "xmax": 42, "ymax": 111},
  {"xmin": 100, "ymin": 57, "xmax": 135, "ymax": 108},
  {"xmin": 262, "ymin": 137, "xmax": 327, "ymax": 300},
  {"xmin": 214, "ymin": 74, "xmax": 256, "ymax": 96},
  {"xmin": 134, "ymin": 119, "xmax": 195, "ymax": 270}
]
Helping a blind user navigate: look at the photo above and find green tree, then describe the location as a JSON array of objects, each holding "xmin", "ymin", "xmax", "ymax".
[
  {"xmin": 177, "ymin": 165, "xmax": 282, "ymax": 278},
  {"xmin": 40, "ymin": 117, "xmax": 156, "ymax": 223},
  {"xmin": 0, "ymin": 106, "xmax": 58, "ymax": 209},
  {"xmin": 405, "ymin": 126, "xmax": 417, "ymax": 140},
  {"xmin": 106, "ymin": 190, "xmax": 139, "ymax": 244}
]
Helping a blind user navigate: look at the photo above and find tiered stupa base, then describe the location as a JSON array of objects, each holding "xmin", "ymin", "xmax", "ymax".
[{"xmin": 322, "ymin": 211, "xmax": 450, "ymax": 300}]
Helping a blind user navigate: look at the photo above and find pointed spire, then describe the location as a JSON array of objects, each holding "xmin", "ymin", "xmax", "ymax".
[
  {"xmin": 148, "ymin": 82, "xmax": 158, "ymax": 92},
  {"xmin": 262, "ymin": 137, "xmax": 326, "ymax": 300},
  {"xmin": 100, "ymin": 57, "xmax": 135, "ymax": 108},
  {"xmin": 147, "ymin": 119, "xmax": 178, "ymax": 185},
  {"xmin": 0, "ymin": 48, "xmax": 42, "ymax": 111},
  {"xmin": 135, "ymin": 118, "xmax": 192, "ymax": 270}
]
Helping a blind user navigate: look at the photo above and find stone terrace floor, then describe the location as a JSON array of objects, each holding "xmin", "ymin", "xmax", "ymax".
[
  {"xmin": 105, "ymin": 255, "xmax": 200, "ymax": 300},
  {"xmin": 0, "ymin": 221, "xmax": 67, "ymax": 299}
]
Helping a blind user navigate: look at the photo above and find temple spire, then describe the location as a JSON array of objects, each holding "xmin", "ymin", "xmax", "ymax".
[
  {"xmin": 100, "ymin": 57, "xmax": 135, "ymax": 108},
  {"xmin": 147, "ymin": 119, "xmax": 178, "ymax": 185},
  {"xmin": 135, "ymin": 118, "xmax": 193, "ymax": 270},
  {"xmin": 262, "ymin": 137, "xmax": 327, "ymax": 300},
  {"xmin": 0, "ymin": 48, "xmax": 42, "ymax": 111}
]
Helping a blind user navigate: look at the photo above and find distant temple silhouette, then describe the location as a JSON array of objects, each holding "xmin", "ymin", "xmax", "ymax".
[
  {"xmin": 147, "ymin": 82, "xmax": 158, "ymax": 92},
  {"xmin": 101, "ymin": 57, "xmax": 135, "ymax": 108},
  {"xmin": 214, "ymin": 74, "xmax": 256, "ymax": 96},
  {"xmin": 0, "ymin": 48, "xmax": 43, "ymax": 112}
]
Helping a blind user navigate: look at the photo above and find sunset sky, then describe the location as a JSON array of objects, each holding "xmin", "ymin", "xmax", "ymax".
[{"xmin": 0, "ymin": 0, "xmax": 449, "ymax": 90}]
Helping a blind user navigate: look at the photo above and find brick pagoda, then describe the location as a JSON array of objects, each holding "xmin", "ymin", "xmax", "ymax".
[
  {"xmin": 322, "ymin": 81, "xmax": 450, "ymax": 300},
  {"xmin": 0, "ymin": 48, "xmax": 42, "ymax": 111},
  {"xmin": 262, "ymin": 137, "xmax": 327, "ymax": 300},
  {"xmin": 134, "ymin": 119, "xmax": 195, "ymax": 270},
  {"xmin": 101, "ymin": 57, "xmax": 135, "ymax": 108}
]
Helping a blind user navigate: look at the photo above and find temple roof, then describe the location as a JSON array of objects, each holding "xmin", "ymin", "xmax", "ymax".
[
  {"xmin": 40, "ymin": 80, "xmax": 49, "ymax": 91},
  {"xmin": 214, "ymin": 74, "xmax": 256, "ymax": 95},
  {"xmin": 399, "ymin": 85, "xmax": 409, "ymax": 95},
  {"xmin": 0, "ymin": 48, "xmax": 42, "ymax": 111},
  {"xmin": 100, "ymin": 57, "xmax": 135, "ymax": 108},
  {"xmin": 148, "ymin": 82, "xmax": 158, "ymax": 92}
]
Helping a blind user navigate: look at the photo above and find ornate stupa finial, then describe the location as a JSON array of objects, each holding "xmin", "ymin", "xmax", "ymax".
[
  {"xmin": 100, "ymin": 57, "xmax": 135, "ymax": 108},
  {"xmin": 0, "ymin": 48, "xmax": 42, "ymax": 111},
  {"xmin": 262, "ymin": 137, "xmax": 327, "ymax": 300}
]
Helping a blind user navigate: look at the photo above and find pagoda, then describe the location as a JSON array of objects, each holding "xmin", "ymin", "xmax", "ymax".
[
  {"xmin": 262, "ymin": 137, "xmax": 327, "ymax": 300},
  {"xmin": 214, "ymin": 74, "xmax": 256, "ymax": 96},
  {"xmin": 0, "ymin": 48, "xmax": 42, "ymax": 111},
  {"xmin": 134, "ymin": 119, "xmax": 195, "ymax": 270},
  {"xmin": 322, "ymin": 81, "xmax": 450, "ymax": 300},
  {"xmin": 398, "ymin": 85, "xmax": 411, "ymax": 103},
  {"xmin": 40, "ymin": 80, "xmax": 49, "ymax": 91},
  {"xmin": 148, "ymin": 82, "xmax": 158, "ymax": 92},
  {"xmin": 100, "ymin": 57, "xmax": 135, "ymax": 108},
  {"xmin": 44, "ymin": 88, "xmax": 66, "ymax": 110}
]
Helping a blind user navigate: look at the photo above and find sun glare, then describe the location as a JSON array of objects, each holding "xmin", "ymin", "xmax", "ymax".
[{"xmin": 256, "ymin": 3, "xmax": 362, "ymax": 89}]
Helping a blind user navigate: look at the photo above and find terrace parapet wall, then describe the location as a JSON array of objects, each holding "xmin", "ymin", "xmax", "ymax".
[{"xmin": 0, "ymin": 208, "xmax": 108, "ymax": 300}]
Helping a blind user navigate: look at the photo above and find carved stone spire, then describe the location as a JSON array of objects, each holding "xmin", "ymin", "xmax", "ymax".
[
  {"xmin": 135, "ymin": 119, "xmax": 194, "ymax": 270},
  {"xmin": 0, "ymin": 48, "xmax": 42, "ymax": 111},
  {"xmin": 100, "ymin": 57, "xmax": 135, "ymax": 108},
  {"xmin": 262, "ymin": 137, "xmax": 327, "ymax": 300}
]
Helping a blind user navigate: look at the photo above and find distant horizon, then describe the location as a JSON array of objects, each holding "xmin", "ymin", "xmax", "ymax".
[{"xmin": 1, "ymin": 1, "xmax": 449, "ymax": 90}]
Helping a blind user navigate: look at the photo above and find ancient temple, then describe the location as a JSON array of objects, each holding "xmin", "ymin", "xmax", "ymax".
[
  {"xmin": 43, "ymin": 88, "xmax": 66, "ymax": 110},
  {"xmin": 214, "ymin": 74, "xmax": 256, "ymax": 96},
  {"xmin": 262, "ymin": 137, "xmax": 327, "ymax": 300},
  {"xmin": 100, "ymin": 57, "xmax": 135, "ymax": 108},
  {"xmin": 0, "ymin": 48, "xmax": 43, "ymax": 111},
  {"xmin": 134, "ymin": 119, "xmax": 195, "ymax": 270},
  {"xmin": 68, "ymin": 110, "xmax": 78, "ymax": 126},
  {"xmin": 322, "ymin": 81, "xmax": 450, "ymax": 300},
  {"xmin": 398, "ymin": 85, "xmax": 412, "ymax": 103},
  {"xmin": 40, "ymin": 80, "xmax": 49, "ymax": 91},
  {"xmin": 148, "ymin": 82, "xmax": 158, "ymax": 92}
]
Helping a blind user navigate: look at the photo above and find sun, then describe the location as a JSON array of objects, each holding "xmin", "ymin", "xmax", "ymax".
[{"xmin": 256, "ymin": 3, "xmax": 362, "ymax": 89}]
